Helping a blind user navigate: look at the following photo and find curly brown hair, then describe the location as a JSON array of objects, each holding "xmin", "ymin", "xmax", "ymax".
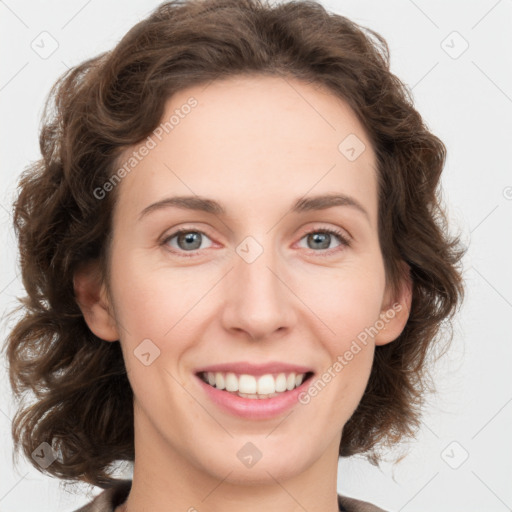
[{"xmin": 3, "ymin": 0, "xmax": 465, "ymax": 489}]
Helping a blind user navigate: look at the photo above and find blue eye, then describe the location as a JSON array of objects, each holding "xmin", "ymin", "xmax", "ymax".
[
  {"xmin": 161, "ymin": 227, "xmax": 350, "ymax": 258},
  {"xmin": 162, "ymin": 229, "xmax": 213, "ymax": 255},
  {"xmin": 298, "ymin": 227, "xmax": 351, "ymax": 255}
]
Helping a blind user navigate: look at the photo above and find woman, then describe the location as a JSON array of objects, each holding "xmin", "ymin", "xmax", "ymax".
[{"xmin": 4, "ymin": 0, "xmax": 465, "ymax": 511}]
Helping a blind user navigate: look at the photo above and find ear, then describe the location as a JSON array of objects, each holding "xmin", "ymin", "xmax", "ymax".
[
  {"xmin": 73, "ymin": 260, "xmax": 119, "ymax": 342},
  {"xmin": 374, "ymin": 261, "xmax": 413, "ymax": 346}
]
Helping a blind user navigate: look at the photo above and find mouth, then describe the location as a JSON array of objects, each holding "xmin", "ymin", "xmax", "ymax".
[{"xmin": 195, "ymin": 370, "xmax": 315, "ymax": 400}]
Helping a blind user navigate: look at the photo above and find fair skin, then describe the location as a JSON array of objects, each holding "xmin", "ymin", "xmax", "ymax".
[{"xmin": 74, "ymin": 74, "xmax": 412, "ymax": 512}]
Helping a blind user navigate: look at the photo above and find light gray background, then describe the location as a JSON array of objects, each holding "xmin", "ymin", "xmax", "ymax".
[{"xmin": 1, "ymin": 0, "xmax": 511, "ymax": 511}]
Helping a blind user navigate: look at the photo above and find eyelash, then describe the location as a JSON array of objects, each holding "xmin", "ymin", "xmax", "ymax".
[{"xmin": 161, "ymin": 226, "xmax": 351, "ymax": 258}]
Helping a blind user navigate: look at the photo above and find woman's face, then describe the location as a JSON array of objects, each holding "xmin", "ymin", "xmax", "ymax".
[{"xmin": 78, "ymin": 74, "xmax": 410, "ymax": 486}]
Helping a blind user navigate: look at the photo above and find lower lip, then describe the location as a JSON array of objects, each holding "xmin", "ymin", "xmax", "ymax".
[{"xmin": 195, "ymin": 374, "xmax": 314, "ymax": 420}]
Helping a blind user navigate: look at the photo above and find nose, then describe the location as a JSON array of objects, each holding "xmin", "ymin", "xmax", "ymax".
[{"xmin": 221, "ymin": 242, "xmax": 297, "ymax": 341}]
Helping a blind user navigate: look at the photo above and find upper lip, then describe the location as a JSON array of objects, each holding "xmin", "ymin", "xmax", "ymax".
[{"xmin": 194, "ymin": 361, "xmax": 314, "ymax": 377}]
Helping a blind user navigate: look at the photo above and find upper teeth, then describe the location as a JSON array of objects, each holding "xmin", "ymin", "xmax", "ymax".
[{"xmin": 202, "ymin": 372, "xmax": 307, "ymax": 394}]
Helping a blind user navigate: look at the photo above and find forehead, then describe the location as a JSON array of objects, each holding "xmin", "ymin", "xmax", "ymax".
[{"xmin": 112, "ymin": 74, "xmax": 377, "ymax": 225}]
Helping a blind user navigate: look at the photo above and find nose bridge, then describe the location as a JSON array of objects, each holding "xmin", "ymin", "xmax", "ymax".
[{"xmin": 222, "ymin": 234, "xmax": 295, "ymax": 339}]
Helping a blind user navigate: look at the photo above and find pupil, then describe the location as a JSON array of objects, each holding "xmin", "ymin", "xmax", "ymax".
[
  {"xmin": 179, "ymin": 232, "xmax": 201, "ymax": 250},
  {"xmin": 310, "ymin": 233, "xmax": 329, "ymax": 249}
]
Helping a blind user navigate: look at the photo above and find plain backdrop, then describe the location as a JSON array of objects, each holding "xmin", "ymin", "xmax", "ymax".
[{"xmin": 1, "ymin": 0, "xmax": 511, "ymax": 511}]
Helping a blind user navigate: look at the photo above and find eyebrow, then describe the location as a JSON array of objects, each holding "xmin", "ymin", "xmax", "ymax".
[{"xmin": 138, "ymin": 193, "xmax": 370, "ymax": 221}]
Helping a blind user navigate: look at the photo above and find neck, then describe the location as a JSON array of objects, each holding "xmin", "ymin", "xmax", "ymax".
[{"xmin": 119, "ymin": 403, "xmax": 342, "ymax": 512}]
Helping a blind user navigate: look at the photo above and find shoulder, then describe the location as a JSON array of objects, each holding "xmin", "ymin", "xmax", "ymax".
[
  {"xmin": 338, "ymin": 493, "xmax": 389, "ymax": 512},
  {"xmin": 70, "ymin": 482, "xmax": 386, "ymax": 512},
  {"xmin": 71, "ymin": 480, "xmax": 132, "ymax": 512}
]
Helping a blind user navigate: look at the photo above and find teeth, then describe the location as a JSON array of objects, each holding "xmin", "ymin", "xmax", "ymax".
[
  {"xmin": 214, "ymin": 372, "xmax": 225, "ymax": 390},
  {"xmin": 225, "ymin": 372, "xmax": 239, "ymax": 392},
  {"xmin": 201, "ymin": 371, "xmax": 308, "ymax": 396},
  {"xmin": 237, "ymin": 391, "xmax": 279, "ymax": 399}
]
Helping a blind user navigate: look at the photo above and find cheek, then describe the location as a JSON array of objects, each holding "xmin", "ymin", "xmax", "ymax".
[
  {"xmin": 301, "ymin": 260, "xmax": 385, "ymax": 392},
  {"xmin": 299, "ymin": 261, "xmax": 386, "ymax": 342},
  {"xmin": 110, "ymin": 249, "xmax": 199, "ymax": 341},
  {"xmin": 309, "ymin": 270, "xmax": 381, "ymax": 416}
]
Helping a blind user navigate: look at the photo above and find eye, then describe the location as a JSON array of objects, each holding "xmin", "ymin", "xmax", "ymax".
[
  {"xmin": 161, "ymin": 226, "xmax": 351, "ymax": 258},
  {"xmin": 297, "ymin": 227, "xmax": 351, "ymax": 255},
  {"xmin": 162, "ymin": 228, "xmax": 213, "ymax": 256}
]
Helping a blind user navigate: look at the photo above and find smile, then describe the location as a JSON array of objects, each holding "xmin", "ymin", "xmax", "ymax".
[
  {"xmin": 195, "ymin": 370, "xmax": 315, "ymax": 420},
  {"xmin": 198, "ymin": 371, "xmax": 314, "ymax": 399}
]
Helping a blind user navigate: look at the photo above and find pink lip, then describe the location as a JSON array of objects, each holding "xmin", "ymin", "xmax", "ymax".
[
  {"xmin": 194, "ymin": 361, "xmax": 314, "ymax": 377},
  {"xmin": 194, "ymin": 372, "xmax": 314, "ymax": 420}
]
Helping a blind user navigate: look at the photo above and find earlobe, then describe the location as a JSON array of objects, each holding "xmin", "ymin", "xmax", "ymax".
[
  {"xmin": 374, "ymin": 262, "xmax": 413, "ymax": 346},
  {"xmin": 73, "ymin": 260, "xmax": 119, "ymax": 342}
]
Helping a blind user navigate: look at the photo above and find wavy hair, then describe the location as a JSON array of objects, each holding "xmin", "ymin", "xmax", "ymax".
[{"xmin": 3, "ymin": 0, "xmax": 465, "ymax": 488}]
